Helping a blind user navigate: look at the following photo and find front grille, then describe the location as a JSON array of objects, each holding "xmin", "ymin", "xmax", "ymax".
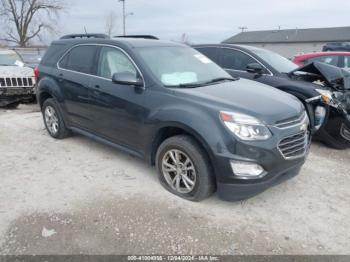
[
  {"xmin": 275, "ymin": 112, "xmax": 308, "ymax": 129},
  {"xmin": 278, "ymin": 131, "xmax": 309, "ymax": 159},
  {"xmin": 0, "ymin": 77, "xmax": 35, "ymax": 88}
]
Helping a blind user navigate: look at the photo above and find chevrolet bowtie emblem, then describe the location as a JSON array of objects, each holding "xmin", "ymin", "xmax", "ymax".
[{"xmin": 300, "ymin": 123, "xmax": 308, "ymax": 132}]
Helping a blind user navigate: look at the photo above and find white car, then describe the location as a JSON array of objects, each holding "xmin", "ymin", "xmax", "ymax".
[{"xmin": 0, "ymin": 49, "xmax": 36, "ymax": 108}]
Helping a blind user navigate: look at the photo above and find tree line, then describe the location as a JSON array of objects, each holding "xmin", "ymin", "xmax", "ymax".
[{"xmin": 0, "ymin": 0, "xmax": 119, "ymax": 47}]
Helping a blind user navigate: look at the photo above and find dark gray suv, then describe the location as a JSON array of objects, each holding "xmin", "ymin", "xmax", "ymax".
[{"xmin": 36, "ymin": 35, "xmax": 310, "ymax": 201}]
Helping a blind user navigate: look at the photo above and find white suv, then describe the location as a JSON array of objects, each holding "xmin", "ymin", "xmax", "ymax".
[{"xmin": 0, "ymin": 49, "xmax": 36, "ymax": 108}]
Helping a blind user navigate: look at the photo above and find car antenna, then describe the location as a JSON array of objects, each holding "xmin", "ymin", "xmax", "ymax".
[{"xmin": 84, "ymin": 26, "xmax": 88, "ymax": 35}]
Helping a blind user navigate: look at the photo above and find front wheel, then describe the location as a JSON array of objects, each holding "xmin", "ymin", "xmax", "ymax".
[{"xmin": 155, "ymin": 135, "xmax": 215, "ymax": 201}]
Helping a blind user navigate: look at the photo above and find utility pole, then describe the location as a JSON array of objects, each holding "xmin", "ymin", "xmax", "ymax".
[
  {"xmin": 119, "ymin": 0, "xmax": 133, "ymax": 35},
  {"xmin": 238, "ymin": 26, "xmax": 248, "ymax": 33},
  {"xmin": 119, "ymin": 0, "xmax": 126, "ymax": 35}
]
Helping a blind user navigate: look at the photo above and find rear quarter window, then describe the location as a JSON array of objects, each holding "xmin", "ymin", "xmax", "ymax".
[{"xmin": 40, "ymin": 43, "xmax": 67, "ymax": 67}]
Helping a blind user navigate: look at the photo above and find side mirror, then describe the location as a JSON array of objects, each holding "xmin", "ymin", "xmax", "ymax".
[
  {"xmin": 246, "ymin": 63, "xmax": 264, "ymax": 74},
  {"xmin": 112, "ymin": 72, "xmax": 144, "ymax": 87}
]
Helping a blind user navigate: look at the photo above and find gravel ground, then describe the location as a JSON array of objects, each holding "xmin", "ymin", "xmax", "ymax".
[{"xmin": 0, "ymin": 104, "xmax": 349, "ymax": 255}]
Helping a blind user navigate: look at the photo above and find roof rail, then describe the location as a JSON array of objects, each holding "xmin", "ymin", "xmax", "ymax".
[
  {"xmin": 114, "ymin": 35, "xmax": 159, "ymax": 40},
  {"xmin": 60, "ymin": 34, "xmax": 110, "ymax": 40}
]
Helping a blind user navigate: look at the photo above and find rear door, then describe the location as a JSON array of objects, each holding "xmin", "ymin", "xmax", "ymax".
[{"xmin": 57, "ymin": 45, "xmax": 98, "ymax": 130}]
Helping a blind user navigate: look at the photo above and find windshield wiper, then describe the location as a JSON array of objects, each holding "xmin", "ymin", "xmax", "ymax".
[
  {"xmin": 204, "ymin": 77, "xmax": 238, "ymax": 84},
  {"xmin": 164, "ymin": 77, "xmax": 238, "ymax": 89},
  {"xmin": 165, "ymin": 82, "xmax": 205, "ymax": 88}
]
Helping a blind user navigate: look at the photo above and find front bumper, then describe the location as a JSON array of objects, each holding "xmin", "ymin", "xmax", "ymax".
[
  {"xmin": 211, "ymin": 118, "xmax": 310, "ymax": 201},
  {"xmin": 0, "ymin": 87, "xmax": 35, "ymax": 106},
  {"xmin": 315, "ymin": 106, "xmax": 350, "ymax": 145},
  {"xmin": 217, "ymin": 164, "xmax": 303, "ymax": 201}
]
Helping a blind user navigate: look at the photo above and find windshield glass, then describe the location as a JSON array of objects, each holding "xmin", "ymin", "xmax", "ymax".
[
  {"xmin": 137, "ymin": 46, "xmax": 232, "ymax": 87},
  {"xmin": 0, "ymin": 51, "xmax": 23, "ymax": 66},
  {"xmin": 253, "ymin": 49, "xmax": 298, "ymax": 73}
]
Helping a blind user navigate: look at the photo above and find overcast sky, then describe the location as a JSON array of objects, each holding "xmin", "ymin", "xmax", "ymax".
[{"xmin": 16, "ymin": 0, "xmax": 350, "ymax": 44}]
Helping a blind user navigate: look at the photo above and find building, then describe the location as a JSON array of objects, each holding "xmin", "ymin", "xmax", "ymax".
[{"xmin": 222, "ymin": 26, "xmax": 350, "ymax": 58}]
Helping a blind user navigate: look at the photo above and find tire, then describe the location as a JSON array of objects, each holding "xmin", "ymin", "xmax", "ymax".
[
  {"xmin": 42, "ymin": 98, "xmax": 71, "ymax": 139},
  {"xmin": 155, "ymin": 135, "xmax": 215, "ymax": 201}
]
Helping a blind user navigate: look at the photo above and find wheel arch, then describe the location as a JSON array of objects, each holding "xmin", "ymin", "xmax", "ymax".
[
  {"xmin": 37, "ymin": 77, "xmax": 64, "ymax": 109},
  {"xmin": 149, "ymin": 124, "xmax": 217, "ymax": 180}
]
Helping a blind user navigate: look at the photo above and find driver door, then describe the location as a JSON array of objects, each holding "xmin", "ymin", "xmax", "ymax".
[{"xmin": 88, "ymin": 46, "xmax": 147, "ymax": 150}]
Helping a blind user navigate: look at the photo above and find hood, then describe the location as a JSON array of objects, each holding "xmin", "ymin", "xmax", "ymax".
[
  {"xmin": 0, "ymin": 66, "xmax": 34, "ymax": 78},
  {"xmin": 174, "ymin": 78, "xmax": 304, "ymax": 125},
  {"xmin": 290, "ymin": 61, "xmax": 350, "ymax": 91}
]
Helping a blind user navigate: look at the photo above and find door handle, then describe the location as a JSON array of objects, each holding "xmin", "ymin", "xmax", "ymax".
[{"xmin": 93, "ymin": 84, "xmax": 100, "ymax": 89}]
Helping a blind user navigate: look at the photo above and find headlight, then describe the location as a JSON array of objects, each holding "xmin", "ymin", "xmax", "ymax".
[
  {"xmin": 314, "ymin": 106, "xmax": 326, "ymax": 130},
  {"xmin": 316, "ymin": 89, "xmax": 333, "ymax": 104},
  {"xmin": 220, "ymin": 111, "xmax": 272, "ymax": 141}
]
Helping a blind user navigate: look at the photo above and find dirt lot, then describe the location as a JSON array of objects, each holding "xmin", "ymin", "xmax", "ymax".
[{"xmin": 0, "ymin": 104, "xmax": 349, "ymax": 255}]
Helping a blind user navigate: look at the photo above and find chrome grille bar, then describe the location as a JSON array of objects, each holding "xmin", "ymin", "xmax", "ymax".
[
  {"xmin": 275, "ymin": 112, "xmax": 308, "ymax": 129},
  {"xmin": 278, "ymin": 131, "xmax": 309, "ymax": 160}
]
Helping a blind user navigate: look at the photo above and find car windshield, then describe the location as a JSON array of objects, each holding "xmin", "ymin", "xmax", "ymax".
[
  {"xmin": 137, "ymin": 46, "xmax": 233, "ymax": 87},
  {"xmin": 253, "ymin": 49, "xmax": 298, "ymax": 73},
  {"xmin": 0, "ymin": 51, "xmax": 23, "ymax": 66}
]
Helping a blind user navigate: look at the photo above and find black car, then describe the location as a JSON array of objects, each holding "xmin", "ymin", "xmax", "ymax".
[
  {"xmin": 323, "ymin": 42, "xmax": 350, "ymax": 52},
  {"xmin": 37, "ymin": 34, "xmax": 310, "ymax": 201},
  {"xmin": 194, "ymin": 44, "xmax": 350, "ymax": 149}
]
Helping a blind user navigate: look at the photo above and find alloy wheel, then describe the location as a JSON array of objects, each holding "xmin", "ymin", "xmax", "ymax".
[
  {"xmin": 44, "ymin": 106, "xmax": 59, "ymax": 135},
  {"xmin": 161, "ymin": 149, "xmax": 197, "ymax": 194}
]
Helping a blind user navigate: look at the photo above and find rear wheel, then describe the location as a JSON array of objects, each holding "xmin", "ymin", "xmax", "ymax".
[
  {"xmin": 42, "ymin": 98, "xmax": 71, "ymax": 139},
  {"xmin": 156, "ymin": 135, "xmax": 215, "ymax": 201}
]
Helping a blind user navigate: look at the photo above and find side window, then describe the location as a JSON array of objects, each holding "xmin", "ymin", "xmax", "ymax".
[
  {"xmin": 343, "ymin": 56, "xmax": 350, "ymax": 69},
  {"xmin": 97, "ymin": 47, "xmax": 137, "ymax": 79},
  {"xmin": 309, "ymin": 56, "xmax": 339, "ymax": 66},
  {"xmin": 299, "ymin": 59, "xmax": 309, "ymax": 66},
  {"xmin": 220, "ymin": 48, "xmax": 257, "ymax": 71},
  {"xmin": 196, "ymin": 47, "xmax": 219, "ymax": 64},
  {"xmin": 59, "ymin": 45, "xmax": 97, "ymax": 74}
]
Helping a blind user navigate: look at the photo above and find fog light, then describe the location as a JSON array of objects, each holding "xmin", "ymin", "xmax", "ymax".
[
  {"xmin": 315, "ymin": 106, "xmax": 326, "ymax": 130},
  {"xmin": 230, "ymin": 161, "xmax": 265, "ymax": 179}
]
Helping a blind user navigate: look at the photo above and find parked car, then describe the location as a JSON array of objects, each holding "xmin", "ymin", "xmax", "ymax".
[
  {"xmin": 194, "ymin": 44, "xmax": 350, "ymax": 149},
  {"xmin": 293, "ymin": 52, "xmax": 350, "ymax": 70},
  {"xmin": 19, "ymin": 52, "xmax": 42, "ymax": 69},
  {"xmin": 323, "ymin": 42, "xmax": 350, "ymax": 52},
  {"xmin": 0, "ymin": 49, "xmax": 37, "ymax": 108},
  {"xmin": 37, "ymin": 34, "xmax": 310, "ymax": 201}
]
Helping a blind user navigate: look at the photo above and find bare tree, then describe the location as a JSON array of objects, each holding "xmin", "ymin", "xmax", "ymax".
[
  {"xmin": 105, "ymin": 11, "xmax": 117, "ymax": 37},
  {"xmin": 0, "ymin": 0, "xmax": 64, "ymax": 47}
]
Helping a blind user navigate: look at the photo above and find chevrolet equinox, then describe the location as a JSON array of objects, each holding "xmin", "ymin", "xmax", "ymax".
[{"xmin": 36, "ymin": 35, "xmax": 310, "ymax": 201}]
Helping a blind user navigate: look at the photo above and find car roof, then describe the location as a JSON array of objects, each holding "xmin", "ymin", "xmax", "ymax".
[
  {"xmin": 193, "ymin": 43, "xmax": 268, "ymax": 53},
  {"xmin": 52, "ymin": 38, "xmax": 186, "ymax": 49},
  {"xmin": 294, "ymin": 52, "xmax": 350, "ymax": 60}
]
